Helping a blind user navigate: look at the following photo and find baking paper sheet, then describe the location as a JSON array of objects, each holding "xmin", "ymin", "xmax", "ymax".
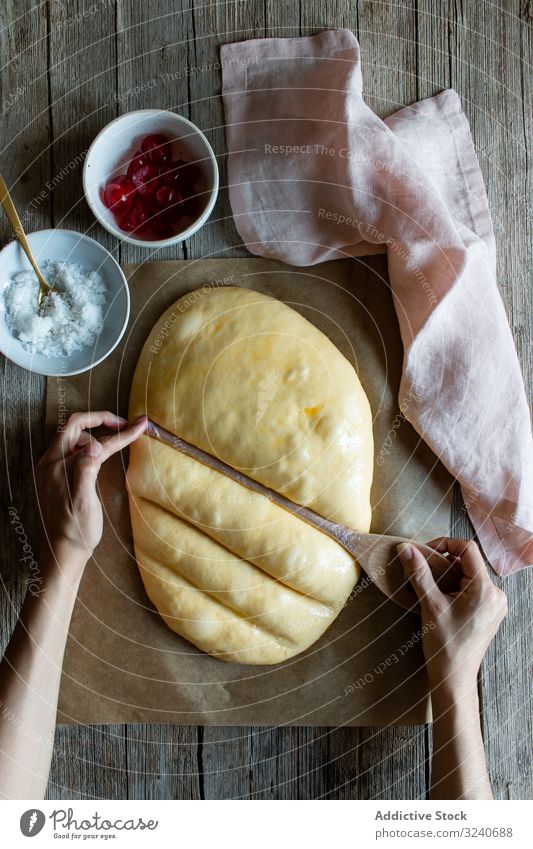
[{"xmin": 46, "ymin": 257, "xmax": 453, "ymax": 726}]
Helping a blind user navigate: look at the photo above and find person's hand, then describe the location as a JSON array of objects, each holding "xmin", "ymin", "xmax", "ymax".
[
  {"xmin": 36, "ymin": 411, "xmax": 148, "ymax": 568},
  {"xmin": 397, "ymin": 538, "xmax": 507, "ymax": 693}
]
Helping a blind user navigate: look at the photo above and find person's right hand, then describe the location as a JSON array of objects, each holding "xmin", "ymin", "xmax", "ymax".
[
  {"xmin": 397, "ymin": 538, "xmax": 507, "ymax": 692},
  {"xmin": 36, "ymin": 411, "xmax": 148, "ymax": 568}
]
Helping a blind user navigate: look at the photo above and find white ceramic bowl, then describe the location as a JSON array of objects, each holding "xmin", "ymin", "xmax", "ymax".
[
  {"xmin": 0, "ymin": 229, "xmax": 130, "ymax": 377},
  {"xmin": 83, "ymin": 109, "xmax": 219, "ymax": 248}
]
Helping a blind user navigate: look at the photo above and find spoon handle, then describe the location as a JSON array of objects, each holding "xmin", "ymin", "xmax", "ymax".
[
  {"xmin": 0, "ymin": 176, "xmax": 52, "ymax": 293},
  {"xmin": 145, "ymin": 419, "xmax": 460, "ymax": 609}
]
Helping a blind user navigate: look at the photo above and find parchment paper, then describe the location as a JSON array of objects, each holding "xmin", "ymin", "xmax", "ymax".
[{"xmin": 46, "ymin": 257, "xmax": 454, "ymax": 726}]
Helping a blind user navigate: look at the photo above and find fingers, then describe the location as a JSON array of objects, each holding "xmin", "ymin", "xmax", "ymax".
[
  {"xmin": 75, "ymin": 431, "xmax": 93, "ymax": 448},
  {"xmin": 76, "ymin": 433, "xmax": 101, "ymax": 455},
  {"xmin": 397, "ymin": 542, "xmax": 444, "ymax": 610},
  {"xmin": 70, "ymin": 417, "xmax": 147, "ymax": 499},
  {"xmin": 425, "ymin": 537, "xmax": 487, "ymax": 583},
  {"xmin": 45, "ymin": 411, "xmax": 129, "ymax": 462},
  {"xmin": 426, "ymin": 536, "xmax": 472, "ymax": 555},
  {"xmin": 78, "ymin": 414, "xmax": 147, "ymax": 466},
  {"xmin": 96, "ymin": 416, "xmax": 148, "ymax": 461},
  {"xmin": 72, "ymin": 451, "xmax": 101, "ymax": 495}
]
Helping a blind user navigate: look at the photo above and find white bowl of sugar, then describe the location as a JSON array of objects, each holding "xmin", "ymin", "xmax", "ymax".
[{"xmin": 0, "ymin": 229, "xmax": 130, "ymax": 377}]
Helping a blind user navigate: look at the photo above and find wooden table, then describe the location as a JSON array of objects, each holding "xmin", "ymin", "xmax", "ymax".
[{"xmin": 1, "ymin": 0, "xmax": 531, "ymax": 800}]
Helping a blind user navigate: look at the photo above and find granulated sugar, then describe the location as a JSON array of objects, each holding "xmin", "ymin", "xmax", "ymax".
[{"xmin": 4, "ymin": 261, "xmax": 107, "ymax": 357}]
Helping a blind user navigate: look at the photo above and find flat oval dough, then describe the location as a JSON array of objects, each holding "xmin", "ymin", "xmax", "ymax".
[{"xmin": 127, "ymin": 286, "xmax": 373, "ymax": 665}]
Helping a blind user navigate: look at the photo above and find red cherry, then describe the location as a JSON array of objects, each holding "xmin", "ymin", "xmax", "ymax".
[
  {"xmin": 150, "ymin": 210, "xmax": 176, "ymax": 239},
  {"xmin": 130, "ymin": 163, "xmax": 158, "ymax": 196},
  {"xmin": 137, "ymin": 194, "xmax": 156, "ymax": 216},
  {"xmin": 155, "ymin": 185, "xmax": 181, "ymax": 209},
  {"xmin": 141, "ymin": 133, "xmax": 172, "ymax": 163},
  {"xmin": 102, "ymin": 134, "xmax": 202, "ymax": 239},
  {"xmin": 158, "ymin": 167, "xmax": 176, "ymax": 186},
  {"xmin": 126, "ymin": 150, "xmax": 147, "ymax": 179},
  {"xmin": 162, "ymin": 198, "xmax": 184, "ymax": 226},
  {"xmin": 103, "ymin": 175, "xmax": 135, "ymax": 211},
  {"xmin": 158, "ymin": 159, "xmax": 181, "ymax": 186},
  {"xmin": 119, "ymin": 198, "xmax": 148, "ymax": 233}
]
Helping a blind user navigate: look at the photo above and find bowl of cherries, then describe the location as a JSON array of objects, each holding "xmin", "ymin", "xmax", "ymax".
[{"xmin": 83, "ymin": 109, "xmax": 219, "ymax": 247}]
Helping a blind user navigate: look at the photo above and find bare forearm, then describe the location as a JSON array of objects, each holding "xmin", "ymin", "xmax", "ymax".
[
  {"xmin": 430, "ymin": 681, "xmax": 493, "ymax": 800},
  {"xmin": 0, "ymin": 412, "xmax": 145, "ymax": 799},
  {"xmin": 0, "ymin": 554, "xmax": 85, "ymax": 799}
]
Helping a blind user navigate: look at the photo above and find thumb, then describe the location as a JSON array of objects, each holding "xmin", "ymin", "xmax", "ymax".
[
  {"xmin": 397, "ymin": 542, "xmax": 443, "ymax": 611},
  {"xmin": 72, "ymin": 441, "xmax": 102, "ymax": 497}
]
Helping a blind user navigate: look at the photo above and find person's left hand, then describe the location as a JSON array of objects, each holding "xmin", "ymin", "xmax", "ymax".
[
  {"xmin": 36, "ymin": 411, "xmax": 147, "ymax": 567},
  {"xmin": 397, "ymin": 538, "xmax": 507, "ymax": 694}
]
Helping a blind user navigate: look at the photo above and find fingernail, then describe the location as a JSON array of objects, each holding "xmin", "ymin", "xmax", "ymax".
[
  {"xmin": 83, "ymin": 441, "xmax": 102, "ymax": 458},
  {"xmin": 396, "ymin": 542, "xmax": 414, "ymax": 566},
  {"xmin": 133, "ymin": 415, "xmax": 149, "ymax": 428}
]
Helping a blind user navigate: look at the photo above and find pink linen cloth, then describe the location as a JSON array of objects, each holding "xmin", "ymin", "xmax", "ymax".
[{"xmin": 220, "ymin": 29, "xmax": 533, "ymax": 576}]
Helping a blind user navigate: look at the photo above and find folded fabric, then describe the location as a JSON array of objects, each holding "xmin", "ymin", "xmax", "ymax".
[{"xmin": 221, "ymin": 29, "xmax": 533, "ymax": 576}]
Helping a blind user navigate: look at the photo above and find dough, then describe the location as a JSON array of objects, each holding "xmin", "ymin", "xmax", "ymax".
[{"xmin": 127, "ymin": 286, "xmax": 373, "ymax": 664}]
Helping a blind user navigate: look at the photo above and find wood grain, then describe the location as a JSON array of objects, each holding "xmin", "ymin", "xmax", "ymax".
[
  {"xmin": 0, "ymin": 0, "xmax": 530, "ymax": 800},
  {"xmin": 450, "ymin": 0, "xmax": 532, "ymax": 801},
  {"xmin": 0, "ymin": 1, "xmax": 49, "ymax": 651}
]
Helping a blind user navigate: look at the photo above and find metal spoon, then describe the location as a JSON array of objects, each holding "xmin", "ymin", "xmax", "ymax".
[
  {"xmin": 146, "ymin": 419, "xmax": 462, "ymax": 611},
  {"xmin": 0, "ymin": 175, "xmax": 55, "ymax": 309}
]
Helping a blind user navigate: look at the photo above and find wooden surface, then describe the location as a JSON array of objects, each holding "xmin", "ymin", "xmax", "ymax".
[{"xmin": 0, "ymin": 0, "xmax": 531, "ymax": 800}]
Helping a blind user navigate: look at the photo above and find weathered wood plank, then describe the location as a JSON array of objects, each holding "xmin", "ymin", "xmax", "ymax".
[
  {"xmin": 47, "ymin": 0, "xmax": 117, "ymax": 249},
  {"xmin": 201, "ymin": 726, "xmax": 368, "ymax": 800},
  {"xmin": 264, "ymin": 0, "xmax": 301, "ymax": 37},
  {"xmin": 0, "ymin": 0, "xmax": 530, "ymax": 802},
  {"xmin": 184, "ymin": 0, "xmax": 271, "ymax": 260},
  {"xmin": 245, "ymin": 727, "xmax": 358, "ymax": 800},
  {"xmin": 121, "ymin": 724, "xmax": 201, "ymax": 800},
  {"xmin": 116, "ymin": 0, "xmax": 191, "ymax": 265},
  {"xmin": 450, "ymin": 0, "xmax": 532, "ymax": 801},
  {"xmin": 355, "ymin": 725, "xmax": 429, "ymax": 800},
  {"xmin": 416, "ymin": 0, "xmax": 460, "ymax": 802},
  {"xmin": 356, "ymin": 0, "xmax": 419, "ymax": 118},
  {"xmin": 0, "ymin": 2, "xmax": 49, "ymax": 652},
  {"xmin": 300, "ymin": 0, "xmax": 358, "ymax": 37},
  {"xmin": 418, "ymin": 0, "xmax": 533, "ymax": 800},
  {"xmin": 415, "ymin": 0, "xmax": 451, "ymax": 99},
  {"xmin": 46, "ymin": 724, "xmax": 128, "ymax": 800},
  {"xmin": 42, "ymin": 0, "xmax": 127, "ymax": 799}
]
